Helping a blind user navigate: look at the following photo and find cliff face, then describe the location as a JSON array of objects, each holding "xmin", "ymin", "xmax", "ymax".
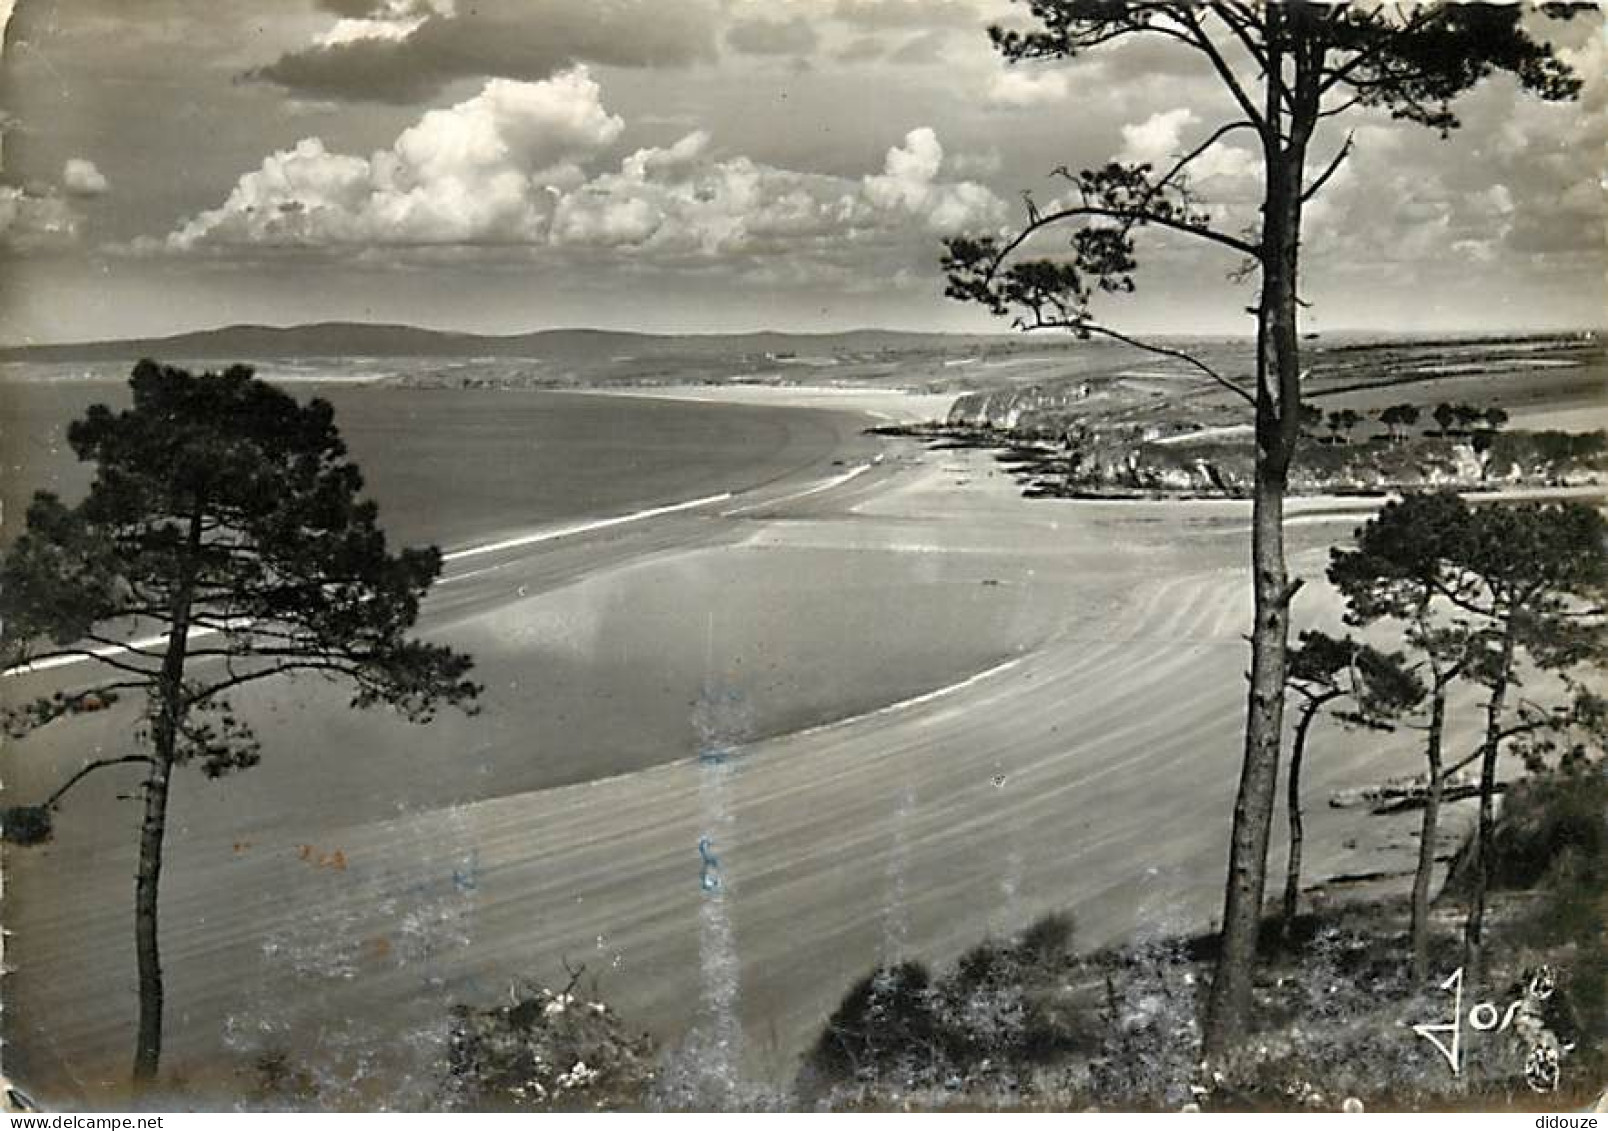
[
  {"xmin": 948, "ymin": 383, "xmax": 1096, "ymax": 433},
  {"xmin": 1019, "ymin": 431, "xmax": 1608, "ymax": 497}
]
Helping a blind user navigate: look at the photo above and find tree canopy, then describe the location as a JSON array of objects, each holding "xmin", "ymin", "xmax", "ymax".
[
  {"xmin": 1328, "ymin": 490, "xmax": 1606, "ymax": 982},
  {"xmin": 0, "ymin": 360, "xmax": 480, "ymax": 1083},
  {"xmin": 944, "ymin": 2, "xmax": 1583, "ymax": 409},
  {"xmin": 3, "ymin": 360, "xmax": 480, "ymax": 752}
]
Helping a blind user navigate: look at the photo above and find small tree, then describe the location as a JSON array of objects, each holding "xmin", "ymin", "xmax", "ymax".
[
  {"xmin": 1378, "ymin": 403, "xmax": 1421, "ymax": 445},
  {"xmin": 1330, "ymin": 492, "xmax": 1606, "ymax": 986},
  {"xmin": 1432, "ymin": 401, "xmax": 1459, "ymax": 436},
  {"xmin": 1280, "ymin": 630, "xmax": 1421, "ymax": 935},
  {"xmin": 1329, "ymin": 491, "xmax": 1482, "ymax": 981},
  {"xmin": 1451, "ymin": 403, "xmax": 1486, "ymax": 433},
  {"xmin": 0, "ymin": 361, "xmax": 481, "ymax": 1084},
  {"xmin": 942, "ymin": 1, "xmax": 1582, "ymax": 1056},
  {"xmin": 1443, "ymin": 498, "xmax": 1606, "ymax": 983},
  {"xmin": 1326, "ymin": 408, "xmax": 1363, "ymax": 445},
  {"xmin": 1482, "ymin": 405, "xmax": 1510, "ymax": 432}
]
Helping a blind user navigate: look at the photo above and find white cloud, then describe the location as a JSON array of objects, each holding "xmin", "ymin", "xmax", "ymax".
[
  {"xmin": 254, "ymin": 0, "xmax": 718, "ymax": 104},
  {"xmin": 552, "ymin": 145, "xmax": 845, "ymax": 253},
  {"xmin": 546, "ymin": 125, "xmax": 1003, "ymax": 256},
  {"xmin": 164, "ymin": 68, "xmax": 622, "ymax": 250},
  {"xmin": 1117, "ymin": 107, "xmax": 1256, "ymax": 183},
  {"xmin": 1117, "ymin": 108, "xmax": 1195, "ymax": 167},
  {"xmin": 312, "ymin": 0, "xmax": 455, "ymax": 46},
  {"xmin": 986, "ymin": 68, "xmax": 1070, "ymax": 108},
  {"xmin": 316, "ymin": 16, "xmax": 428, "ymax": 46},
  {"xmin": 160, "ymin": 76, "xmax": 1003, "ymax": 259},
  {"xmin": 62, "ymin": 158, "xmax": 110, "ymax": 197},
  {"xmin": 391, "ymin": 70, "xmax": 622, "ymax": 182},
  {"xmin": 863, "ymin": 127, "xmax": 1004, "ymax": 232}
]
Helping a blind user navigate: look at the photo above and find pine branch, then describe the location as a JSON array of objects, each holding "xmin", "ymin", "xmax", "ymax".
[
  {"xmin": 1210, "ymin": 2, "xmax": 1293, "ymax": 110},
  {"xmin": 1149, "ymin": 118, "xmax": 1261, "ymax": 207},
  {"xmin": 1003, "ymin": 199, "xmax": 1260, "ymax": 264},
  {"xmin": 1317, "ymin": 5, "xmax": 1446, "ymax": 95},
  {"xmin": 1177, "ymin": 5, "xmax": 1271, "ymax": 141},
  {"xmin": 1016, "ymin": 312, "xmax": 1256, "ymax": 409},
  {"xmin": 1302, "ymin": 131, "xmax": 1355, "ymax": 202},
  {"xmin": 43, "ymin": 755, "xmax": 157, "ymax": 810}
]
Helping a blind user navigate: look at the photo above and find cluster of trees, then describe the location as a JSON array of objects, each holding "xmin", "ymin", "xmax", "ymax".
[
  {"xmin": 1280, "ymin": 493, "xmax": 1605, "ymax": 984},
  {"xmin": 945, "ymin": 0, "xmax": 1585, "ymax": 1058},
  {"xmin": 1434, "ymin": 401, "xmax": 1511, "ymax": 437},
  {"xmin": 1297, "ymin": 401, "xmax": 1512, "ymax": 445}
]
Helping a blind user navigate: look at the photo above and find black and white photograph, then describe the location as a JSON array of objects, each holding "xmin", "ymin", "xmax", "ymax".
[{"xmin": 0, "ymin": 0, "xmax": 1604, "ymax": 1114}]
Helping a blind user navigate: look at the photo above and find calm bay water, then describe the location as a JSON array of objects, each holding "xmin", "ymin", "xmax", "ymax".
[{"xmin": 0, "ymin": 363, "xmax": 853, "ymax": 552}]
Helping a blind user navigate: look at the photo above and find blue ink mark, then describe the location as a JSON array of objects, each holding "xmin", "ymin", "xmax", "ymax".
[
  {"xmin": 453, "ymin": 849, "xmax": 480, "ymax": 894},
  {"xmin": 698, "ymin": 836, "xmax": 721, "ymax": 892}
]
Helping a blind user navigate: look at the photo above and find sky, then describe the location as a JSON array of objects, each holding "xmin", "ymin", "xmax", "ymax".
[{"xmin": 0, "ymin": 0, "xmax": 1602, "ymax": 344}]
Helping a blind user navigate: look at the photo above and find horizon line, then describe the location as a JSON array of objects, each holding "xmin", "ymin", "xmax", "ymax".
[{"xmin": 2, "ymin": 319, "xmax": 1601, "ymax": 354}]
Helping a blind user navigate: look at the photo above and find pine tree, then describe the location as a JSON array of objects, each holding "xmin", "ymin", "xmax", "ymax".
[{"xmin": 1, "ymin": 360, "xmax": 481, "ymax": 1084}]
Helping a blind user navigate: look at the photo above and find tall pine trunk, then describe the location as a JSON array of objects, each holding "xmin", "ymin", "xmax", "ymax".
[
  {"xmin": 1463, "ymin": 619, "xmax": 1518, "ymax": 987},
  {"xmin": 132, "ymin": 507, "xmax": 202, "ymax": 1086},
  {"xmin": 1207, "ymin": 454, "xmax": 1291, "ymax": 1054},
  {"xmin": 1204, "ymin": 29, "xmax": 1313, "ymax": 1054},
  {"xmin": 132, "ymin": 750, "xmax": 173, "ymax": 1084},
  {"xmin": 1410, "ymin": 689, "xmax": 1447, "ymax": 984}
]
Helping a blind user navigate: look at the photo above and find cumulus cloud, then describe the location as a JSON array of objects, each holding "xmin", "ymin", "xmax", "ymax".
[
  {"xmin": 62, "ymin": 158, "xmax": 110, "ymax": 197},
  {"xmin": 160, "ymin": 71, "xmax": 1003, "ymax": 262},
  {"xmin": 165, "ymin": 69, "xmax": 622, "ymax": 250},
  {"xmin": 311, "ymin": 0, "xmax": 453, "ymax": 47},
  {"xmin": 252, "ymin": 0, "xmax": 718, "ymax": 103},
  {"xmin": 725, "ymin": 15, "xmax": 818, "ymax": 56},
  {"xmin": 1117, "ymin": 108, "xmax": 1256, "ymax": 183},
  {"xmin": 986, "ymin": 68, "xmax": 1071, "ymax": 107},
  {"xmin": 314, "ymin": 16, "xmax": 424, "ymax": 47},
  {"xmin": 1116, "ymin": 108, "xmax": 1194, "ymax": 166},
  {"xmin": 554, "ymin": 125, "xmax": 1002, "ymax": 255},
  {"xmin": 1299, "ymin": 31, "xmax": 1606, "ymax": 277},
  {"xmin": 553, "ymin": 145, "xmax": 848, "ymax": 253},
  {"xmin": 863, "ymin": 128, "xmax": 1005, "ymax": 232}
]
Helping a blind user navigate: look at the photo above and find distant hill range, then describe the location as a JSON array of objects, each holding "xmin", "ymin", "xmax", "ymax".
[{"xmin": 0, "ymin": 322, "xmax": 1027, "ymax": 364}]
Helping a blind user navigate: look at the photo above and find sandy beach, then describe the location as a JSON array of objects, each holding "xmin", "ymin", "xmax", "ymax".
[
  {"xmin": 2, "ymin": 386, "xmax": 1485, "ymax": 1105},
  {"xmin": 569, "ymin": 383, "xmax": 959, "ymax": 427}
]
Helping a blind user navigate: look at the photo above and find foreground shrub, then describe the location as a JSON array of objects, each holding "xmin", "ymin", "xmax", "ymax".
[
  {"xmin": 800, "ymin": 913, "xmax": 1089, "ymax": 1102},
  {"xmin": 803, "ymin": 961, "xmax": 946, "ymax": 1092},
  {"xmin": 445, "ymin": 981, "xmax": 657, "ymax": 1110}
]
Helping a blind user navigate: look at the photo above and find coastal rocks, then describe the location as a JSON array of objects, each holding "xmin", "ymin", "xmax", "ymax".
[
  {"xmin": 1328, "ymin": 770, "xmax": 1485, "ymax": 814},
  {"xmin": 949, "ymin": 383, "xmax": 1095, "ymax": 434},
  {"xmin": 974, "ymin": 426, "xmax": 1608, "ymax": 500}
]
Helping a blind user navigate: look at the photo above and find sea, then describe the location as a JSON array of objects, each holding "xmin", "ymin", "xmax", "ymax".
[{"xmin": 0, "ymin": 360, "xmax": 856, "ymax": 552}]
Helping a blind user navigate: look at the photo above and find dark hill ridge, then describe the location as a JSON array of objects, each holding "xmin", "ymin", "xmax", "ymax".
[{"xmin": 0, "ymin": 322, "xmax": 1032, "ymax": 364}]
